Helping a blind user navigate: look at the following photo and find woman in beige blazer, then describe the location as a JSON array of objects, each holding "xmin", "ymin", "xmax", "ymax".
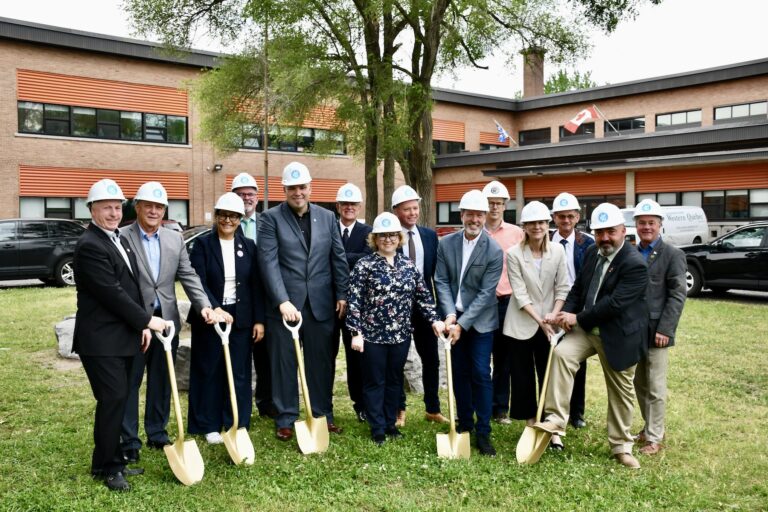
[{"xmin": 502, "ymin": 201, "xmax": 570, "ymax": 432}]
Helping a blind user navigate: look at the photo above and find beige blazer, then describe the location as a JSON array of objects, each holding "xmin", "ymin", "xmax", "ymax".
[{"xmin": 503, "ymin": 241, "xmax": 570, "ymax": 340}]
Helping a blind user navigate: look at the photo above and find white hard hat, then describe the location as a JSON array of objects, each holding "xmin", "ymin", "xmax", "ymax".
[
  {"xmin": 590, "ymin": 202, "xmax": 625, "ymax": 229},
  {"xmin": 519, "ymin": 201, "xmax": 552, "ymax": 223},
  {"xmin": 231, "ymin": 172, "xmax": 259, "ymax": 192},
  {"xmin": 86, "ymin": 178, "xmax": 126, "ymax": 206},
  {"xmin": 372, "ymin": 212, "xmax": 402, "ymax": 233},
  {"xmin": 551, "ymin": 192, "xmax": 580, "ymax": 213},
  {"xmin": 214, "ymin": 192, "xmax": 245, "ymax": 216},
  {"xmin": 634, "ymin": 199, "xmax": 664, "ymax": 218},
  {"xmin": 336, "ymin": 183, "xmax": 363, "ymax": 203},
  {"xmin": 482, "ymin": 180, "xmax": 510, "ymax": 199},
  {"xmin": 281, "ymin": 162, "xmax": 312, "ymax": 186},
  {"xmin": 458, "ymin": 190, "xmax": 489, "ymax": 212},
  {"xmin": 134, "ymin": 181, "xmax": 168, "ymax": 206},
  {"xmin": 391, "ymin": 185, "xmax": 421, "ymax": 207}
]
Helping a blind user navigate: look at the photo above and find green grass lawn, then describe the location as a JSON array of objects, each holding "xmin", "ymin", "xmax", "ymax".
[{"xmin": 0, "ymin": 285, "xmax": 766, "ymax": 511}]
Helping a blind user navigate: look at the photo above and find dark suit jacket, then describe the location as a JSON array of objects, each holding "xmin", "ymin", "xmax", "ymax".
[
  {"xmin": 550, "ymin": 229, "xmax": 595, "ymax": 276},
  {"xmin": 643, "ymin": 238, "xmax": 687, "ymax": 346},
  {"xmin": 189, "ymin": 230, "xmax": 264, "ymax": 330},
  {"xmin": 258, "ymin": 202, "xmax": 349, "ymax": 321},
  {"xmin": 564, "ymin": 242, "xmax": 649, "ymax": 371},
  {"xmin": 398, "ymin": 225, "xmax": 438, "ymax": 298},
  {"xmin": 340, "ymin": 220, "xmax": 373, "ymax": 270},
  {"xmin": 72, "ymin": 224, "xmax": 150, "ymax": 356}
]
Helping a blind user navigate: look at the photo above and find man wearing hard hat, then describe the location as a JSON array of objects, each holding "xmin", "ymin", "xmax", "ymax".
[
  {"xmin": 391, "ymin": 184, "xmax": 448, "ymax": 426},
  {"xmin": 481, "ymin": 181, "xmax": 524, "ymax": 425},
  {"xmin": 258, "ymin": 162, "xmax": 350, "ymax": 441},
  {"xmin": 435, "ymin": 190, "xmax": 504, "ymax": 456},
  {"xmin": 231, "ymin": 172, "xmax": 275, "ymax": 419},
  {"xmin": 550, "ymin": 192, "xmax": 595, "ymax": 433},
  {"xmin": 333, "ymin": 183, "xmax": 373, "ymax": 422},
  {"xmin": 72, "ymin": 179, "xmax": 168, "ymax": 491},
  {"xmin": 120, "ymin": 182, "xmax": 218, "ymax": 464},
  {"xmin": 535, "ymin": 202, "xmax": 649, "ymax": 468},
  {"xmin": 632, "ymin": 199, "xmax": 687, "ymax": 456}
]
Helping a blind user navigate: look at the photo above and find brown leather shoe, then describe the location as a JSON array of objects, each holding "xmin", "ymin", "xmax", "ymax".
[
  {"xmin": 327, "ymin": 422, "xmax": 343, "ymax": 434},
  {"xmin": 276, "ymin": 427, "xmax": 293, "ymax": 441},
  {"xmin": 613, "ymin": 452, "xmax": 641, "ymax": 469},
  {"xmin": 424, "ymin": 412, "xmax": 450, "ymax": 424},
  {"xmin": 639, "ymin": 442, "xmax": 663, "ymax": 455},
  {"xmin": 395, "ymin": 409, "xmax": 406, "ymax": 428}
]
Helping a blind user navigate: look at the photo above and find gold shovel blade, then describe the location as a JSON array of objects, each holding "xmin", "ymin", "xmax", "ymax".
[
  {"xmin": 164, "ymin": 439, "xmax": 204, "ymax": 485},
  {"xmin": 526, "ymin": 431, "xmax": 552, "ymax": 465},
  {"xmin": 222, "ymin": 426, "xmax": 255, "ymax": 465},
  {"xmin": 295, "ymin": 417, "xmax": 329, "ymax": 454},
  {"xmin": 516, "ymin": 426, "xmax": 538, "ymax": 464},
  {"xmin": 436, "ymin": 431, "xmax": 471, "ymax": 459}
]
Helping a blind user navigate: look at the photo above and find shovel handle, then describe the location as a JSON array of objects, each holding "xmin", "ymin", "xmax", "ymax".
[
  {"xmin": 282, "ymin": 314, "xmax": 303, "ymax": 338},
  {"xmin": 155, "ymin": 321, "xmax": 176, "ymax": 352},
  {"xmin": 214, "ymin": 320, "xmax": 232, "ymax": 346},
  {"xmin": 549, "ymin": 329, "xmax": 565, "ymax": 347}
]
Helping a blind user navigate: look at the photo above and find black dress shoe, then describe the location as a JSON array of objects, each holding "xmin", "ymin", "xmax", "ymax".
[
  {"xmin": 385, "ymin": 427, "xmax": 403, "ymax": 439},
  {"xmin": 372, "ymin": 433, "xmax": 386, "ymax": 446},
  {"xmin": 355, "ymin": 410, "xmax": 367, "ymax": 423},
  {"xmin": 259, "ymin": 405, "xmax": 279, "ymax": 419},
  {"xmin": 122, "ymin": 448, "xmax": 140, "ymax": 464},
  {"xmin": 476, "ymin": 434, "xmax": 497, "ymax": 457},
  {"xmin": 570, "ymin": 417, "xmax": 587, "ymax": 429},
  {"xmin": 104, "ymin": 472, "xmax": 130, "ymax": 491},
  {"xmin": 146, "ymin": 439, "xmax": 171, "ymax": 450}
]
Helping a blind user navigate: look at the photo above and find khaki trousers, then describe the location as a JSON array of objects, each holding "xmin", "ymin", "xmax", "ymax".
[
  {"xmin": 544, "ymin": 325, "xmax": 637, "ymax": 455},
  {"xmin": 633, "ymin": 346, "xmax": 669, "ymax": 444}
]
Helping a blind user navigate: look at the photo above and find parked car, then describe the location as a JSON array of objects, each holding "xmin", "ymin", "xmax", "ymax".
[
  {"xmin": 183, "ymin": 225, "xmax": 211, "ymax": 253},
  {"xmin": 681, "ymin": 221, "xmax": 768, "ymax": 297},
  {"xmin": 162, "ymin": 219, "xmax": 184, "ymax": 232},
  {"xmin": 0, "ymin": 218, "xmax": 86, "ymax": 286}
]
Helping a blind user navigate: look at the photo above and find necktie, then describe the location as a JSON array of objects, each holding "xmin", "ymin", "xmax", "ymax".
[
  {"xmin": 342, "ymin": 227, "xmax": 349, "ymax": 247},
  {"xmin": 408, "ymin": 231, "xmax": 416, "ymax": 263},
  {"xmin": 560, "ymin": 238, "xmax": 568, "ymax": 248},
  {"xmin": 111, "ymin": 231, "xmax": 133, "ymax": 273},
  {"xmin": 584, "ymin": 254, "xmax": 606, "ymax": 308}
]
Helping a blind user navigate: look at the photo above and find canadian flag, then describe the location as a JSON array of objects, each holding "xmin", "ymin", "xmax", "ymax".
[{"xmin": 564, "ymin": 106, "xmax": 598, "ymax": 134}]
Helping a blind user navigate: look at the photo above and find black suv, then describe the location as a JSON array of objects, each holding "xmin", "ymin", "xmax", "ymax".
[
  {"xmin": 0, "ymin": 218, "xmax": 85, "ymax": 286},
  {"xmin": 682, "ymin": 221, "xmax": 768, "ymax": 297}
]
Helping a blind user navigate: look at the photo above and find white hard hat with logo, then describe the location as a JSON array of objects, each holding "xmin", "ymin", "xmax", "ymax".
[
  {"xmin": 519, "ymin": 201, "xmax": 552, "ymax": 223},
  {"xmin": 86, "ymin": 178, "xmax": 126, "ymax": 206},
  {"xmin": 551, "ymin": 192, "xmax": 580, "ymax": 213},
  {"xmin": 231, "ymin": 172, "xmax": 259, "ymax": 192},
  {"xmin": 391, "ymin": 185, "xmax": 421, "ymax": 207},
  {"xmin": 458, "ymin": 190, "xmax": 489, "ymax": 212},
  {"xmin": 214, "ymin": 192, "xmax": 245, "ymax": 216},
  {"xmin": 372, "ymin": 212, "xmax": 402, "ymax": 233},
  {"xmin": 281, "ymin": 162, "xmax": 312, "ymax": 186},
  {"xmin": 590, "ymin": 203, "xmax": 625, "ymax": 229},
  {"xmin": 336, "ymin": 183, "xmax": 363, "ymax": 203},
  {"xmin": 482, "ymin": 181, "xmax": 510, "ymax": 199},
  {"xmin": 634, "ymin": 199, "xmax": 664, "ymax": 218},
  {"xmin": 134, "ymin": 181, "xmax": 169, "ymax": 206}
]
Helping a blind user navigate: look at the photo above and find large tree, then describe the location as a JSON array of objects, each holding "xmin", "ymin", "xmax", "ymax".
[{"xmin": 125, "ymin": 0, "xmax": 660, "ymax": 223}]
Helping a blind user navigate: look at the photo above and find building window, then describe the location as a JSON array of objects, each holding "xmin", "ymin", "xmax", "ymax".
[
  {"xmin": 240, "ymin": 125, "xmax": 345, "ymax": 154},
  {"xmin": 702, "ymin": 191, "xmax": 724, "ymax": 219},
  {"xmin": 432, "ymin": 140, "xmax": 465, "ymax": 155},
  {"xmin": 18, "ymin": 101, "xmax": 43, "ymax": 133},
  {"xmin": 605, "ymin": 116, "xmax": 645, "ymax": 136},
  {"xmin": 725, "ymin": 190, "xmax": 749, "ymax": 219},
  {"xmin": 714, "ymin": 100, "xmax": 767, "ymax": 124},
  {"xmin": 72, "ymin": 107, "xmax": 97, "ymax": 137},
  {"xmin": 97, "ymin": 109, "xmax": 120, "ymax": 138},
  {"xmin": 120, "ymin": 112, "xmax": 143, "ymax": 140},
  {"xmin": 750, "ymin": 189, "xmax": 768, "ymax": 218},
  {"xmin": 682, "ymin": 191, "xmax": 702, "ymax": 207},
  {"xmin": 144, "ymin": 113, "xmax": 167, "ymax": 142},
  {"xmin": 480, "ymin": 143, "xmax": 506, "ymax": 151},
  {"xmin": 559, "ymin": 122, "xmax": 595, "ymax": 140},
  {"xmin": 636, "ymin": 192, "xmax": 677, "ymax": 206},
  {"xmin": 519, "ymin": 128, "xmax": 550, "ymax": 146},
  {"xmin": 44, "ymin": 104, "xmax": 70, "ymax": 136},
  {"xmin": 656, "ymin": 109, "xmax": 702, "ymax": 130},
  {"xmin": 437, "ymin": 202, "xmax": 461, "ymax": 224}
]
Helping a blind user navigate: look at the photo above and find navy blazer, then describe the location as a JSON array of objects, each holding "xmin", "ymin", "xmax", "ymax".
[
  {"xmin": 397, "ymin": 225, "xmax": 438, "ymax": 298},
  {"xmin": 340, "ymin": 220, "xmax": 373, "ymax": 270},
  {"xmin": 564, "ymin": 242, "xmax": 649, "ymax": 371},
  {"xmin": 189, "ymin": 230, "xmax": 264, "ymax": 330}
]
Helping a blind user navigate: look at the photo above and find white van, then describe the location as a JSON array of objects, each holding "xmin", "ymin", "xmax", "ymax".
[{"xmin": 620, "ymin": 206, "xmax": 708, "ymax": 246}]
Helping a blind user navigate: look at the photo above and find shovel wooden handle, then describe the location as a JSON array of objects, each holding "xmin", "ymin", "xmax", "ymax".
[
  {"xmin": 535, "ymin": 329, "xmax": 564, "ymax": 422},
  {"xmin": 156, "ymin": 322, "xmax": 185, "ymax": 444},
  {"xmin": 438, "ymin": 333, "xmax": 458, "ymax": 435}
]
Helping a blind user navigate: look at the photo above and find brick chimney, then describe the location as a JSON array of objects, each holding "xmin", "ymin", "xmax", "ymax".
[{"xmin": 522, "ymin": 48, "xmax": 545, "ymax": 98}]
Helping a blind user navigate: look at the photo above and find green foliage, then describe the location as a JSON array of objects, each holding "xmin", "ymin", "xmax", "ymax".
[{"xmin": 544, "ymin": 69, "xmax": 599, "ymax": 94}]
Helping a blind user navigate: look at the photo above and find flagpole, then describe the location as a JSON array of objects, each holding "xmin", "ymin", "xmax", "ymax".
[{"xmin": 593, "ymin": 104, "xmax": 620, "ymax": 135}]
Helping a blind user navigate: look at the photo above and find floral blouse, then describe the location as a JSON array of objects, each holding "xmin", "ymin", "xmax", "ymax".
[{"xmin": 346, "ymin": 252, "xmax": 439, "ymax": 345}]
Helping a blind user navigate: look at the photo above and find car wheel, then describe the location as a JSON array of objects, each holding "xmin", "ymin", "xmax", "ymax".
[
  {"xmin": 54, "ymin": 257, "xmax": 75, "ymax": 287},
  {"xmin": 693, "ymin": 236, "xmax": 702, "ymax": 243},
  {"xmin": 685, "ymin": 265, "xmax": 703, "ymax": 297}
]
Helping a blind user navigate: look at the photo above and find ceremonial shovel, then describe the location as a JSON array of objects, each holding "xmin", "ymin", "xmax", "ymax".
[{"xmin": 436, "ymin": 333, "xmax": 470, "ymax": 459}]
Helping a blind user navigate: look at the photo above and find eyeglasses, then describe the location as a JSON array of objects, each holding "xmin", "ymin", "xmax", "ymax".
[
  {"xmin": 217, "ymin": 213, "xmax": 242, "ymax": 222},
  {"xmin": 488, "ymin": 201, "xmax": 506, "ymax": 208},
  {"xmin": 376, "ymin": 233, "xmax": 399, "ymax": 240},
  {"xmin": 236, "ymin": 192, "xmax": 257, "ymax": 199}
]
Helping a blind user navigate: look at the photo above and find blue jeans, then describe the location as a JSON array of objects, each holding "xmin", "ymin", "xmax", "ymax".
[{"xmin": 451, "ymin": 327, "xmax": 494, "ymax": 436}]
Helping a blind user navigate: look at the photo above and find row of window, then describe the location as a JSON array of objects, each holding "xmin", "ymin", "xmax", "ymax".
[
  {"xmin": 241, "ymin": 124, "xmax": 346, "ymax": 155},
  {"xmin": 19, "ymin": 197, "xmax": 190, "ymax": 227},
  {"xmin": 18, "ymin": 102, "xmax": 189, "ymax": 144},
  {"xmin": 637, "ymin": 189, "xmax": 768, "ymax": 220}
]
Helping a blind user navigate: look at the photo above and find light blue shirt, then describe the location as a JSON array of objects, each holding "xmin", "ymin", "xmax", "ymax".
[
  {"xmin": 139, "ymin": 225, "xmax": 161, "ymax": 308},
  {"xmin": 241, "ymin": 215, "xmax": 257, "ymax": 242}
]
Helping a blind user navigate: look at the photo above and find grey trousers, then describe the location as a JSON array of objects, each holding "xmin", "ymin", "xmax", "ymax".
[{"xmin": 634, "ymin": 346, "xmax": 669, "ymax": 444}]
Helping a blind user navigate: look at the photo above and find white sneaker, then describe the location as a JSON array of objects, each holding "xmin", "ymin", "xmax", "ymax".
[{"xmin": 205, "ymin": 432, "xmax": 223, "ymax": 444}]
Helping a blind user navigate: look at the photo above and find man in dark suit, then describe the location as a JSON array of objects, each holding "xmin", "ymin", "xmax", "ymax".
[
  {"xmin": 333, "ymin": 183, "xmax": 372, "ymax": 422},
  {"xmin": 121, "ymin": 181, "xmax": 216, "ymax": 463},
  {"xmin": 632, "ymin": 199, "xmax": 687, "ymax": 456},
  {"xmin": 258, "ymin": 162, "xmax": 349, "ymax": 441},
  {"xmin": 73, "ymin": 179, "xmax": 166, "ymax": 491},
  {"xmin": 550, "ymin": 192, "xmax": 595, "ymax": 431},
  {"xmin": 232, "ymin": 171, "xmax": 276, "ymax": 419},
  {"xmin": 535, "ymin": 202, "xmax": 649, "ymax": 469},
  {"xmin": 435, "ymin": 190, "xmax": 503, "ymax": 456},
  {"xmin": 392, "ymin": 185, "xmax": 448, "ymax": 426}
]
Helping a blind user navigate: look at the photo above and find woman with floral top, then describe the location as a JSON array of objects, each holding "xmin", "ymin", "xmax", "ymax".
[{"xmin": 346, "ymin": 212, "xmax": 445, "ymax": 445}]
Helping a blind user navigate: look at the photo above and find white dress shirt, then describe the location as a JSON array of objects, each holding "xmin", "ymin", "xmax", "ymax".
[
  {"xmin": 455, "ymin": 234, "xmax": 478, "ymax": 312},
  {"xmin": 552, "ymin": 230, "xmax": 576, "ymax": 285},
  {"xmin": 401, "ymin": 226, "xmax": 425, "ymax": 276}
]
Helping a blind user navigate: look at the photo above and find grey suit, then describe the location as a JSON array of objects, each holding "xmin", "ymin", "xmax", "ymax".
[
  {"xmin": 121, "ymin": 223, "xmax": 211, "ymax": 448},
  {"xmin": 634, "ymin": 237, "xmax": 687, "ymax": 444},
  {"xmin": 258, "ymin": 202, "xmax": 349, "ymax": 428}
]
